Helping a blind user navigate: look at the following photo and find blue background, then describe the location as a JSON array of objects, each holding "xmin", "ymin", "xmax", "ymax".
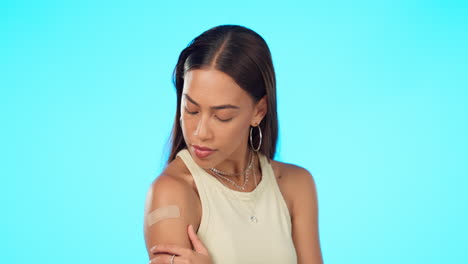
[{"xmin": 1, "ymin": 0, "xmax": 467, "ymax": 263}]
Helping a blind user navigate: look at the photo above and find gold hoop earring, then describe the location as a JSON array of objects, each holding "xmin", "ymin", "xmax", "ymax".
[{"xmin": 249, "ymin": 125, "xmax": 262, "ymax": 152}]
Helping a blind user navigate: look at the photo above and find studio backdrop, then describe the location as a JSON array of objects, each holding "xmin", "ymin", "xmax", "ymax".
[{"xmin": 1, "ymin": 1, "xmax": 467, "ymax": 263}]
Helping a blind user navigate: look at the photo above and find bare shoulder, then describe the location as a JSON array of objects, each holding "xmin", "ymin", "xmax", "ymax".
[
  {"xmin": 149, "ymin": 157, "xmax": 200, "ymax": 204},
  {"xmin": 269, "ymin": 160, "xmax": 318, "ymax": 216},
  {"xmin": 270, "ymin": 159, "xmax": 316, "ymax": 189},
  {"xmin": 271, "ymin": 160, "xmax": 323, "ymax": 263},
  {"xmin": 143, "ymin": 158, "xmax": 201, "ymax": 259},
  {"xmin": 147, "ymin": 157, "xmax": 200, "ymax": 211}
]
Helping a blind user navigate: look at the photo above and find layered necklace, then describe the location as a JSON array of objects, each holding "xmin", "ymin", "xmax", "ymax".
[
  {"xmin": 206, "ymin": 149, "xmax": 260, "ymax": 223},
  {"xmin": 208, "ymin": 149, "xmax": 255, "ymax": 191}
]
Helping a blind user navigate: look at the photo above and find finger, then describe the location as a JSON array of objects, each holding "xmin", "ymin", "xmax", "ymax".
[
  {"xmin": 188, "ymin": 224, "xmax": 209, "ymax": 255},
  {"xmin": 151, "ymin": 244, "xmax": 190, "ymax": 256},
  {"xmin": 149, "ymin": 254, "xmax": 178, "ymax": 264}
]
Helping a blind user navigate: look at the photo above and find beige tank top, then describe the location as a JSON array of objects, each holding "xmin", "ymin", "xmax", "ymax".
[{"xmin": 176, "ymin": 148, "xmax": 297, "ymax": 264}]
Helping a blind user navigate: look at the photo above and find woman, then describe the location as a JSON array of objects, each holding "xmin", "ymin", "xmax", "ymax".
[{"xmin": 144, "ymin": 25, "xmax": 323, "ymax": 264}]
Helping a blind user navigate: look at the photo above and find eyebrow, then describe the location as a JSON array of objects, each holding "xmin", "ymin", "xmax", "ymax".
[{"xmin": 183, "ymin": 93, "xmax": 240, "ymax": 110}]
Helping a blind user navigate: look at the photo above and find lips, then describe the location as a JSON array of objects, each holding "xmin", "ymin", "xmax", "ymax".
[
  {"xmin": 192, "ymin": 145, "xmax": 216, "ymax": 159},
  {"xmin": 193, "ymin": 145, "xmax": 214, "ymax": 151}
]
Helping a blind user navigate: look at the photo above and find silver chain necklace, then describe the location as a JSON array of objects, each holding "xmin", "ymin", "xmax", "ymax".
[
  {"xmin": 208, "ymin": 149, "xmax": 254, "ymax": 191},
  {"xmin": 209, "ymin": 150, "xmax": 253, "ymax": 177},
  {"xmin": 211, "ymin": 168, "xmax": 249, "ymax": 191},
  {"xmin": 207, "ymin": 153, "xmax": 260, "ymax": 223}
]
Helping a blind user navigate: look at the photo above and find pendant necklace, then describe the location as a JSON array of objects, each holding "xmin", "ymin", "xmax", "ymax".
[{"xmin": 207, "ymin": 150, "xmax": 260, "ymax": 223}]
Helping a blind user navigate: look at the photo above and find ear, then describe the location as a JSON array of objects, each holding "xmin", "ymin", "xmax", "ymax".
[{"xmin": 251, "ymin": 96, "xmax": 267, "ymax": 126}]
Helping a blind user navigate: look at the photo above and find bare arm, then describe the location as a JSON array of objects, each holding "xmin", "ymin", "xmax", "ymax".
[
  {"xmin": 143, "ymin": 174, "xmax": 200, "ymax": 260},
  {"xmin": 290, "ymin": 167, "xmax": 324, "ymax": 264}
]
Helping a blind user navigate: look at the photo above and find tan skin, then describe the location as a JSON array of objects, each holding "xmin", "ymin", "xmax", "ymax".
[{"xmin": 144, "ymin": 68, "xmax": 323, "ymax": 263}]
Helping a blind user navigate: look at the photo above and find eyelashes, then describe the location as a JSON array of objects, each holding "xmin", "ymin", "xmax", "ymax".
[
  {"xmin": 218, "ymin": 117, "xmax": 233, "ymax": 122},
  {"xmin": 184, "ymin": 108, "xmax": 233, "ymax": 122}
]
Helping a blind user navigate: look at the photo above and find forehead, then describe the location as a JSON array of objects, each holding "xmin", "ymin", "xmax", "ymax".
[{"xmin": 182, "ymin": 69, "xmax": 251, "ymax": 105}]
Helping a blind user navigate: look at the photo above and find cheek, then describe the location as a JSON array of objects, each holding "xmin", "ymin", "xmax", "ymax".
[
  {"xmin": 181, "ymin": 116, "xmax": 199, "ymax": 130},
  {"xmin": 180, "ymin": 118, "xmax": 193, "ymax": 139},
  {"xmin": 180, "ymin": 115, "xmax": 250, "ymax": 139},
  {"xmin": 219, "ymin": 121, "xmax": 250, "ymax": 142}
]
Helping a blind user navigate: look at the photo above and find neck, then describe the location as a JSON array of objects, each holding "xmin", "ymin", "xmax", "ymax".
[{"xmin": 211, "ymin": 147, "xmax": 254, "ymax": 181}]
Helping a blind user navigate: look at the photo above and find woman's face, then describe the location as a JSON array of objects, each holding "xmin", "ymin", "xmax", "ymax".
[{"xmin": 180, "ymin": 68, "xmax": 266, "ymax": 168}]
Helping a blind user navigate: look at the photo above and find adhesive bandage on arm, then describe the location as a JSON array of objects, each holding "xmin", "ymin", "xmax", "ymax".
[{"xmin": 146, "ymin": 205, "xmax": 181, "ymax": 227}]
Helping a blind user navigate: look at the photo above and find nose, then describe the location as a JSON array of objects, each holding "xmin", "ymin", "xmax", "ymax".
[{"xmin": 194, "ymin": 116, "xmax": 213, "ymax": 141}]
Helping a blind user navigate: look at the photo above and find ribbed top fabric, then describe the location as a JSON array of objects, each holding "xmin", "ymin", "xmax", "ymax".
[{"xmin": 176, "ymin": 148, "xmax": 297, "ymax": 264}]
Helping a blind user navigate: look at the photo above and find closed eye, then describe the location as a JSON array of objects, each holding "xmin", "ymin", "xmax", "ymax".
[
  {"xmin": 185, "ymin": 107, "xmax": 233, "ymax": 122},
  {"xmin": 217, "ymin": 117, "xmax": 233, "ymax": 122},
  {"xmin": 184, "ymin": 106, "xmax": 198, "ymax": 115}
]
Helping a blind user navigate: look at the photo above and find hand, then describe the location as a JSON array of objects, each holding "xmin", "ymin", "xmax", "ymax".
[{"xmin": 149, "ymin": 225, "xmax": 212, "ymax": 264}]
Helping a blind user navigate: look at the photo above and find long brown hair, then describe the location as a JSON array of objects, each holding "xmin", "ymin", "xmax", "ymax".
[{"xmin": 166, "ymin": 25, "xmax": 278, "ymax": 164}]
